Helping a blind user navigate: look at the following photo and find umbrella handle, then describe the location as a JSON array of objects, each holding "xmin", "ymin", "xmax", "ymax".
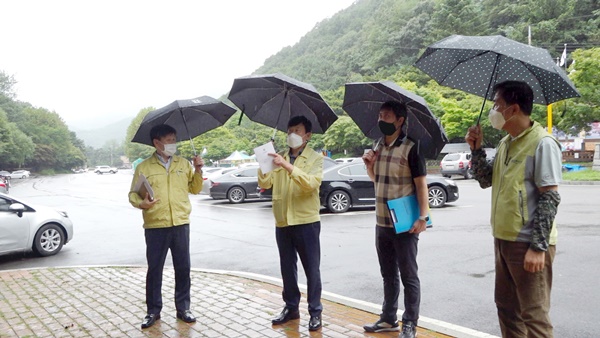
[{"xmin": 476, "ymin": 54, "xmax": 500, "ymax": 125}]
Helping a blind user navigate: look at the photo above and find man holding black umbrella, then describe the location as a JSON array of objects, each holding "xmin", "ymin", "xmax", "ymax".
[
  {"xmin": 362, "ymin": 101, "xmax": 428, "ymax": 338},
  {"xmin": 128, "ymin": 124, "xmax": 204, "ymax": 329},
  {"xmin": 258, "ymin": 116, "xmax": 324, "ymax": 332},
  {"xmin": 465, "ymin": 81, "xmax": 562, "ymax": 337}
]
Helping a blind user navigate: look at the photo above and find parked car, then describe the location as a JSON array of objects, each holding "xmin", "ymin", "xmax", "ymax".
[
  {"xmin": 0, "ymin": 192, "xmax": 74, "ymax": 257},
  {"xmin": 200, "ymin": 167, "xmax": 238, "ymax": 195},
  {"xmin": 440, "ymin": 152, "xmax": 472, "ymax": 179},
  {"xmin": 9, "ymin": 170, "xmax": 30, "ymax": 179},
  {"xmin": 94, "ymin": 165, "xmax": 118, "ymax": 174},
  {"xmin": 260, "ymin": 159, "xmax": 459, "ymax": 212},
  {"xmin": 209, "ymin": 167, "xmax": 260, "ymax": 203}
]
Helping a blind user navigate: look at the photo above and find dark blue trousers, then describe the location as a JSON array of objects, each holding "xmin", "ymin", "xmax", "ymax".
[
  {"xmin": 376, "ymin": 226, "xmax": 420, "ymax": 324},
  {"xmin": 275, "ymin": 221, "xmax": 322, "ymax": 316},
  {"xmin": 145, "ymin": 224, "xmax": 191, "ymax": 314}
]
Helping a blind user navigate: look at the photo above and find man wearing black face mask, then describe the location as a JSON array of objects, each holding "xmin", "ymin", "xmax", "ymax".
[{"xmin": 361, "ymin": 101, "xmax": 428, "ymax": 338}]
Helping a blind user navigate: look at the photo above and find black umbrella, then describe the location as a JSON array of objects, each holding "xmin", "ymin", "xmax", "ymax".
[
  {"xmin": 414, "ymin": 35, "xmax": 580, "ymax": 122},
  {"xmin": 342, "ymin": 81, "xmax": 448, "ymax": 159},
  {"xmin": 131, "ymin": 96, "xmax": 236, "ymax": 154},
  {"xmin": 227, "ymin": 73, "xmax": 338, "ymax": 136}
]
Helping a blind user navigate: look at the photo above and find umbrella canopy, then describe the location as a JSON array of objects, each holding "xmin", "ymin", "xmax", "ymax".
[
  {"xmin": 343, "ymin": 81, "xmax": 448, "ymax": 159},
  {"xmin": 227, "ymin": 73, "xmax": 338, "ymax": 134},
  {"xmin": 131, "ymin": 96, "xmax": 236, "ymax": 150},
  {"xmin": 414, "ymin": 35, "xmax": 580, "ymax": 107}
]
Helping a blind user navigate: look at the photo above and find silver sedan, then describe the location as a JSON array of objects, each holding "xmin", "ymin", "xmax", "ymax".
[{"xmin": 0, "ymin": 192, "xmax": 74, "ymax": 257}]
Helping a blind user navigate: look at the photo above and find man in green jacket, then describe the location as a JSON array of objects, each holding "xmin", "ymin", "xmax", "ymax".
[
  {"xmin": 258, "ymin": 116, "xmax": 324, "ymax": 332},
  {"xmin": 466, "ymin": 81, "xmax": 562, "ymax": 337},
  {"xmin": 128, "ymin": 124, "xmax": 204, "ymax": 329}
]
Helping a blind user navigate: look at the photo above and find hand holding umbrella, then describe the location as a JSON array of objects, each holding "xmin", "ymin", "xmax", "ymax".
[{"xmin": 465, "ymin": 125, "xmax": 483, "ymax": 150}]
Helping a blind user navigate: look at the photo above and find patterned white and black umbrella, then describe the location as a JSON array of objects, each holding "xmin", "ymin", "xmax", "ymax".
[
  {"xmin": 414, "ymin": 35, "xmax": 580, "ymax": 120},
  {"xmin": 342, "ymin": 81, "xmax": 448, "ymax": 159},
  {"xmin": 227, "ymin": 73, "xmax": 338, "ymax": 135},
  {"xmin": 131, "ymin": 96, "xmax": 236, "ymax": 154}
]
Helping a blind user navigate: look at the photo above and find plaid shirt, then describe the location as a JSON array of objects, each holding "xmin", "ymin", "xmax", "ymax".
[{"xmin": 373, "ymin": 135, "xmax": 426, "ymax": 228}]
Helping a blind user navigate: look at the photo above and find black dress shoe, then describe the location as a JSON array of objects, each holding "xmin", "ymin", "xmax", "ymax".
[
  {"xmin": 141, "ymin": 313, "xmax": 160, "ymax": 329},
  {"xmin": 176, "ymin": 310, "xmax": 196, "ymax": 323},
  {"xmin": 271, "ymin": 307, "xmax": 300, "ymax": 325},
  {"xmin": 308, "ymin": 315, "xmax": 322, "ymax": 331}
]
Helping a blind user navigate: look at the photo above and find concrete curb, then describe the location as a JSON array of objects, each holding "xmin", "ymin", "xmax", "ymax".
[{"xmin": 561, "ymin": 180, "xmax": 600, "ymax": 185}]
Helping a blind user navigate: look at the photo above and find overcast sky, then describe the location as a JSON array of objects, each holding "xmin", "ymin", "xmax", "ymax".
[{"xmin": 2, "ymin": 0, "xmax": 355, "ymax": 129}]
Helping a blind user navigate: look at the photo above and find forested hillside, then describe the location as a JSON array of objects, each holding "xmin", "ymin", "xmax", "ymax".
[
  {"xmin": 246, "ymin": 0, "xmax": 600, "ymax": 152},
  {"xmin": 3, "ymin": 0, "xmax": 599, "ymax": 171},
  {"xmin": 258, "ymin": 0, "xmax": 599, "ymax": 91},
  {"xmin": 122, "ymin": 0, "xmax": 599, "ymax": 162}
]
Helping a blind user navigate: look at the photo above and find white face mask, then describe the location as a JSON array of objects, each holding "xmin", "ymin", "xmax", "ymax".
[
  {"xmin": 489, "ymin": 107, "xmax": 507, "ymax": 130},
  {"xmin": 286, "ymin": 133, "xmax": 304, "ymax": 149},
  {"xmin": 162, "ymin": 143, "xmax": 177, "ymax": 157}
]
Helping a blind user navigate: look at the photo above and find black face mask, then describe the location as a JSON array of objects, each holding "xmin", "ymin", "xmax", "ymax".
[{"xmin": 378, "ymin": 120, "xmax": 398, "ymax": 136}]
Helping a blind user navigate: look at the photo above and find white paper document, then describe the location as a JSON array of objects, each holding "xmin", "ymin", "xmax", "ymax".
[
  {"xmin": 133, "ymin": 173, "xmax": 155, "ymax": 201},
  {"xmin": 253, "ymin": 142, "xmax": 276, "ymax": 174}
]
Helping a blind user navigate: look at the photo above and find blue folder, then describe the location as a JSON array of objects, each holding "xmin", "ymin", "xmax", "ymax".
[{"xmin": 386, "ymin": 194, "xmax": 432, "ymax": 234}]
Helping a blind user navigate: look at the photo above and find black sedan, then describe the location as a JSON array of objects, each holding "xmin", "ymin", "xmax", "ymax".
[
  {"xmin": 259, "ymin": 160, "xmax": 459, "ymax": 213},
  {"xmin": 209, "ymin": 166, "xmax": 260, "ymax": 203}
]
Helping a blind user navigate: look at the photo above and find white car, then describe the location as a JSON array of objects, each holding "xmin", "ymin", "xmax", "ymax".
[
  {"xmin": 200, "ymin": 167, "xmax": 238, "ymax": 195},
  {"xmin": 0, "ymin": 193, "xmax": 74, "ymax": 257},
  {"xmin": 94, "ymin": 165, "xmax": 118, "ymax": 174},
  {"xmin": 10, "ymin": 170, "xmax": 30, "ymax": 179}
]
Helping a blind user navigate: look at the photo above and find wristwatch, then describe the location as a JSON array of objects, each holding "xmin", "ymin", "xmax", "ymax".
[{"xmin": 418, "ymin": 215, "xmax": 429, "ymax": 222}]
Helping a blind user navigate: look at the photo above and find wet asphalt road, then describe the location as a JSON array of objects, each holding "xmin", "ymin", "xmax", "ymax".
[{"xmin": 1, "ymin": 171, "xmax": 598, "ymax": 337}]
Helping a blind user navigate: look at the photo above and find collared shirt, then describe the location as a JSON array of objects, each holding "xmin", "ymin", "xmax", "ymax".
[
  {"xmin": 373, "ymin": 134, "xmax": 426, "ymax": 227},
  {"xmin": 156, "ymin": 153, "xmax": 172, "ymax": 171}
]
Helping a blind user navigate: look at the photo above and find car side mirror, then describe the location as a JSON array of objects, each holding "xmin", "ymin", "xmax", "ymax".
[{"xmin": 9, "ymin": 203, "xmax": 25, "ymax": 218}]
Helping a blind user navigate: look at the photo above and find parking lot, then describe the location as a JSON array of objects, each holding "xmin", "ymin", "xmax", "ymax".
[{"xmin": 1, "ymin": 171, "xmax": 599, "ymax": 337}]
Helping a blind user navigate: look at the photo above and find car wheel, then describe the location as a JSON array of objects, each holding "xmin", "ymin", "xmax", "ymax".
[
  {"xmin": 33, "ymin": 223, "xmax": 65, "ymax": 257},
  {"xmin": 464, "ymin": 170, "xmax": 473, "ymax": 179},
  {"xmin": 227, "ymin": 186, "xmax": 246, "ymax": 203},
  {"xmin": 327, "ymin": 190, "xmax": 350, "ymax": 213},
  {"xmin": 21, "ymin": 175, "xmax": 26, "ymax": 179},
  {"xmin": 428, "ymin": 186, "xmax": 447, "ymax": 208},
  {"xmin": 110, "ymin": 171, "xmax": 115, "ymax": 174},
  {"xmin": 442, "ymin": 174, "xmax": 451, "ymax": 178}
]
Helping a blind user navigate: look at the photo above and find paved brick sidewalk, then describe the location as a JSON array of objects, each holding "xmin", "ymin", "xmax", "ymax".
[{"xmin": 0, "ymin": 266, "xmax": 463, "ymax": 338}]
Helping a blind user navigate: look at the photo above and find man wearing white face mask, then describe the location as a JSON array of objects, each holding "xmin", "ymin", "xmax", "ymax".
[
  {"xmin": 258, "ymin": 116, "xmax": 324, "ymax": 332},
  {"xmin": 465, "ymin": 81, "xmax": 562, "ymax": 338},
  {"xmin": 128, "ymin": 124, "xmax": 204, "ymax": 329}
]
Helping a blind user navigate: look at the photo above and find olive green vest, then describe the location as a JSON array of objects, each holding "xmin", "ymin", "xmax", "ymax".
[{"xmin": 491, "ymin": 121, "xmax": 560, "ymax": 244}]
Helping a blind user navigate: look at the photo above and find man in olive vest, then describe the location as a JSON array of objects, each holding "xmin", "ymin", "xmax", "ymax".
[{"xmin": 466, "ymin": 81, "xmax": 562, "ymax": 337}]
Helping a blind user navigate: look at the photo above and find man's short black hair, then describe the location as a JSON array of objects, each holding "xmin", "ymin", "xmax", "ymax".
[
  {"xmin": 288, "ymin": 115, "xmax": 312, "ymax": 133},
  {"xmin": 493, "ymin": 81, "xmax": 534, "ymax": 115},
  {"xmin": 380, "ymin": 100, "xmax": 407, "ymax": 119},
  {"xmin": 150, "ymin": 124, "xmax": 177, "ymax": 142}
]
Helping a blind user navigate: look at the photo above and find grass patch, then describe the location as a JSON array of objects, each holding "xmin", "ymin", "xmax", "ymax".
[{"xmin": 562, "ymin": 168, "xmax": 600, "ymax": 181}]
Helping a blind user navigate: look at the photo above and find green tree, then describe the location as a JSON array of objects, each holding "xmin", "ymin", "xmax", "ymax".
[
  {"xmin": 124, "ymin": 107, "xmax": 155, "ymax": 161},
  {"xmin": 322, "ymin": 116, "xmax": 371, "ymax": 156},
  {"xmin": 554, "ymin": 47, "xmax": 600, "ymax": 133}
]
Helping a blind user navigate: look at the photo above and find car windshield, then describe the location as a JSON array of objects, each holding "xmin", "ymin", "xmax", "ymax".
[{"xmin": 443, "ymin": 154, "xmax": 461, "ymax": 161}]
